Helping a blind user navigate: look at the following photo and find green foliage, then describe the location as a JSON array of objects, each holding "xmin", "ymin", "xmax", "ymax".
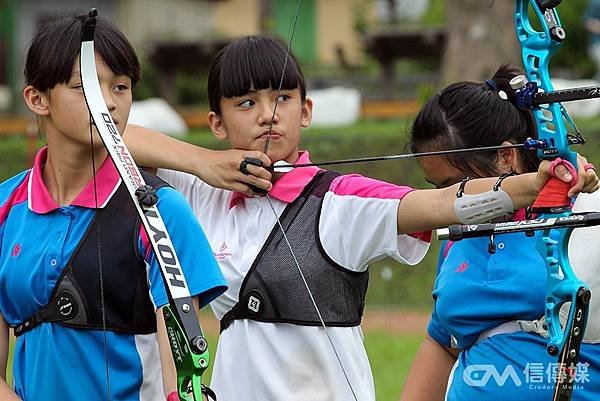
[
  {"xmin": 0, "ymin": 136, "xmax": 39, "ymax": 181},
  {"xmin": 416, "ymin": 82, "xmax": 437, "ymax": 104},
  {"xmin": 351, "ymin": 0, "xmax": 374, "ymax": 36},
  {"xmin": 531, "ymin": 0, "xmax": 596, "ymax": 77},
  {"xmin": 422, "ymin": 0, "xmax": 446, "ymax": 27},
  {"xmin": 555, "ymin": 0, "xmax": 596, "ymax": 77},
  {"xmin": 175, "ymin": 71, "xmax": 209, "ymax": 106},
  {"xmin": 134, "ymin": 62, "xmax": 161, "ymax": 101}
]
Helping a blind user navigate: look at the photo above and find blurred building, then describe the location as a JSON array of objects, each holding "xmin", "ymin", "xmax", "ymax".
[{"xmin": 0, "ymin": 0, "xmax": 432, "ymax": 112}]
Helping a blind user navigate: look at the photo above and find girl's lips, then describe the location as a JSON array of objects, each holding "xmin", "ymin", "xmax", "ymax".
[{"xmin": 260, "ymin": 132, "xmax": 281, "ymax": 140}]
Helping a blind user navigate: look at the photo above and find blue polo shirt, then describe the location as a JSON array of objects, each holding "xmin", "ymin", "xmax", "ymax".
[
  {"xmin": 429, "ymin": 226, "xmax": 600, "ymax": 400},
  {"xmin": 0, "ymin": 147, "xmax": 227, "ymax": 401}
]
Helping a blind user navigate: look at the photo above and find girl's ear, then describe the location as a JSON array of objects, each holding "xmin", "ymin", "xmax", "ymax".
[
  {"xmin": 208, "ymin": 111, "xmax": 228, "ymax": 141},
  {"xmin": 23, "ymin": 85, "xmax": 50, "ymax": 117},
  {"xmin": 300, "ymin": 97, "xmax": 313, "ymax": 128},
  {"xmin": 497, "ymin": 141, "xmax": 520, "ymax": 173}
]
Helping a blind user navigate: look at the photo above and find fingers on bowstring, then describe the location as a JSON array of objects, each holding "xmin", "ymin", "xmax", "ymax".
[
  {"xmin": 233, "ymin": 170, "xmax": 272, "ymax": 196},
  {"xmin": 238, "ymin": 152, "xmax": 272, "ymax": 181},
  {"xmin": 245, "ymin": 174, "xmax": 273, "ymax": 193},
  {"xmin": 243, "ymin": 162, "xmax": 272, "ymax": 181},
  {"xmin": 244, "ymin": 151, "xmax": 271, "ymax": 168}
]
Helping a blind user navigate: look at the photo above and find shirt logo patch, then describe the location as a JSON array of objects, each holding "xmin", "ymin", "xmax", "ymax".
[
  {"xmin": 455, "ymin": 262, "xmax": 469, "ymax": 273},
  {"xmin": 214, "ymin": 241, "xmax": 232, "ymax": 262},
  {"xmin": 248, "ymin": 296, "xmax": 260, "ymax": 313},
  {"xmin": 11, "ymin": 243, "xmax": 22, "ymax": 257}
]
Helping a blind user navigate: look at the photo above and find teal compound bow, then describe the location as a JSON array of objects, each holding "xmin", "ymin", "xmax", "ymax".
[
  {"xmin": 440, "ymin": 2, "xmax": 597, "ymax": 401},
  {"xmin": 80, "ymin": 10, "xmax": 211, "ymax": 401}
]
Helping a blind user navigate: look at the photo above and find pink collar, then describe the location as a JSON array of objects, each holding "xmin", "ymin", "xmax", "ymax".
[
  {"xmin": 229, "ymin": 151, "xmax": 321, "ymax": 208},
  {"xmin": 28, "ymin": 147, "xmax": 121, "ymax": 213}
]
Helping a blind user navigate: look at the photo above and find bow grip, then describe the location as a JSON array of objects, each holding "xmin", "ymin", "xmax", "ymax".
[{"xmin": 531, "ymin": 159, "xmax": 577, "ymax": 213}]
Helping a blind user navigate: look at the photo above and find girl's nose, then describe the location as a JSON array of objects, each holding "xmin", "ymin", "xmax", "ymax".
[{"xmin": 259, "ymin": 102, "xmax": 279, "ymax": 125}]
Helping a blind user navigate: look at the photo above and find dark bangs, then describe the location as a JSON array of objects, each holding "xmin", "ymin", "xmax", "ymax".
[
  {"xmin": 208, "ymin": 36, "xmax": 307, "ymax": 113},
  {"xmin": 25, "ymin": 13, "xmax": 140, "ymax": 91}
]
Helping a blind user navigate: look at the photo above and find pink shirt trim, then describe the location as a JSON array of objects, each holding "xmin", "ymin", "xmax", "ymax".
[
  {"xmin": 330, "ymin": 174, "xmax": 431, "ymax": 243},
  {"xmin": 229, "ymin": 150, "xmax": 321, "ymax": 208},
  {"xmin": 0, "ymin": 172, "xmax": 30, "ymax": 226},
  {"xmin": 139, "ymin": 225, "xmax": 152, "ymax": 260},
  {"xmin": 29, "ymin": 147, "xmax": 121, "ymax": 213},
  {"xmin": 329, "ymin": 174, "xmax": 413, "ymax": 199}
]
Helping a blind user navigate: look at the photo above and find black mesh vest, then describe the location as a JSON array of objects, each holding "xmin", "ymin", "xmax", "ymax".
[
  {"xmin": 12, "ymin": 171, "xmax": 166, "ymax": 336},
  {"xmin": 220, "ymin": 170, "xmax": 369, "ymax": 332}
]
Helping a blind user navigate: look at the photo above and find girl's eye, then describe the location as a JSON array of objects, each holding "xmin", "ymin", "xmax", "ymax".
[
  {"xmin": 238, "ymin": 99, "xmax": 255, "ymax": 108},
  {"xmin": 114, "ymin": 84, "xmax": 129, "ymax": 92},
  {"xmin": 277, "ymin": 94, "xmax": 290, "ymax": 102}
]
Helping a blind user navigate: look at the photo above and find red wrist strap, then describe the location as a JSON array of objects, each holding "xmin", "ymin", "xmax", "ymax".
[{"xmin": 166, "ymin": 391, "xmax": 180, "ymax": 401}]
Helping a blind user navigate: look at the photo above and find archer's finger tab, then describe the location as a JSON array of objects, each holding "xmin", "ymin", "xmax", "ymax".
[
  {"xmin": 239, "ymin": 157, "xmax": 264, "ymax": 175},
  {"xmin": 240, "ymin": 157, "xmax": 268, "ymax": 195}
]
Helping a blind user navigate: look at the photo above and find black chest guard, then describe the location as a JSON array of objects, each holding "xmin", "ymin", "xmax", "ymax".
[
  {"xmin": 12, "ymin": 172, "xmax": 167, "ymax": 336},
  {"xmin": 220, "ymin": 170, "xmax": 369, "ymax": 332}
]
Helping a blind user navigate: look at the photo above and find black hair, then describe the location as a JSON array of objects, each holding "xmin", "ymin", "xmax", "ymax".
[
  {"xmin": 410, "ymin": 65, "xmax": 539, "ymax": 178},
  {"xmin": 207, "ymin": 35, "xmax": 307, "ymax": 114},
  {"xmin": 24, "ymin": 13, "xmax": 141, "ymax": 91}
]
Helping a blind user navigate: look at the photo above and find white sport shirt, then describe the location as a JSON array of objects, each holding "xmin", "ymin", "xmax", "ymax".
[{"xmin": 158, "ymin": 151, "xmax": 430, "ymax": 401}]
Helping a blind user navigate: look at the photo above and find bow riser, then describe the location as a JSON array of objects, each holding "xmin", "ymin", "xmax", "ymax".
[
  {"xmin": 515, "ymin": 2, "xmax": 589, "ymax": 399},
  {"xmin": 516, "ymin": 1, "xmax": 576, "ymax": 166}
]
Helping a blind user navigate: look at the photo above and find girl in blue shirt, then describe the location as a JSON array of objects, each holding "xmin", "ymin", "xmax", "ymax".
[
  {"xmin": 400, "ymin": 66, "xmax": 600, "ymax": 401},
  {"xmin": 0, "ymin": 13, "xmax": 226, "ymax": 401}
]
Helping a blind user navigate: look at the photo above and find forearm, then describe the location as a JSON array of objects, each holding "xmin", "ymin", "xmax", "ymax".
[
  {"xmin": 0, "ymin": 382, "xmax": 20, "ymax": 401},
  {"xmin": 397, "ymin": 173, "xmax": 538, "ymax": 234},
  {"xmin": 123, "ymin": 124, "xmax": 273, "ymax": 195},
  {"xmin": 156, "ymin": 298, "xmax": 202, "ymax": 397},
  {"xmin": 399, "ymin": 336, "xmax": 457, "ymax": 401},
  {"xmin": 157, "ymin": 308, "xmax": 177, "ymax": 397},
  {"xmin": 124, "ymin": 124, "xmax": 211, "ymax": 174}
]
